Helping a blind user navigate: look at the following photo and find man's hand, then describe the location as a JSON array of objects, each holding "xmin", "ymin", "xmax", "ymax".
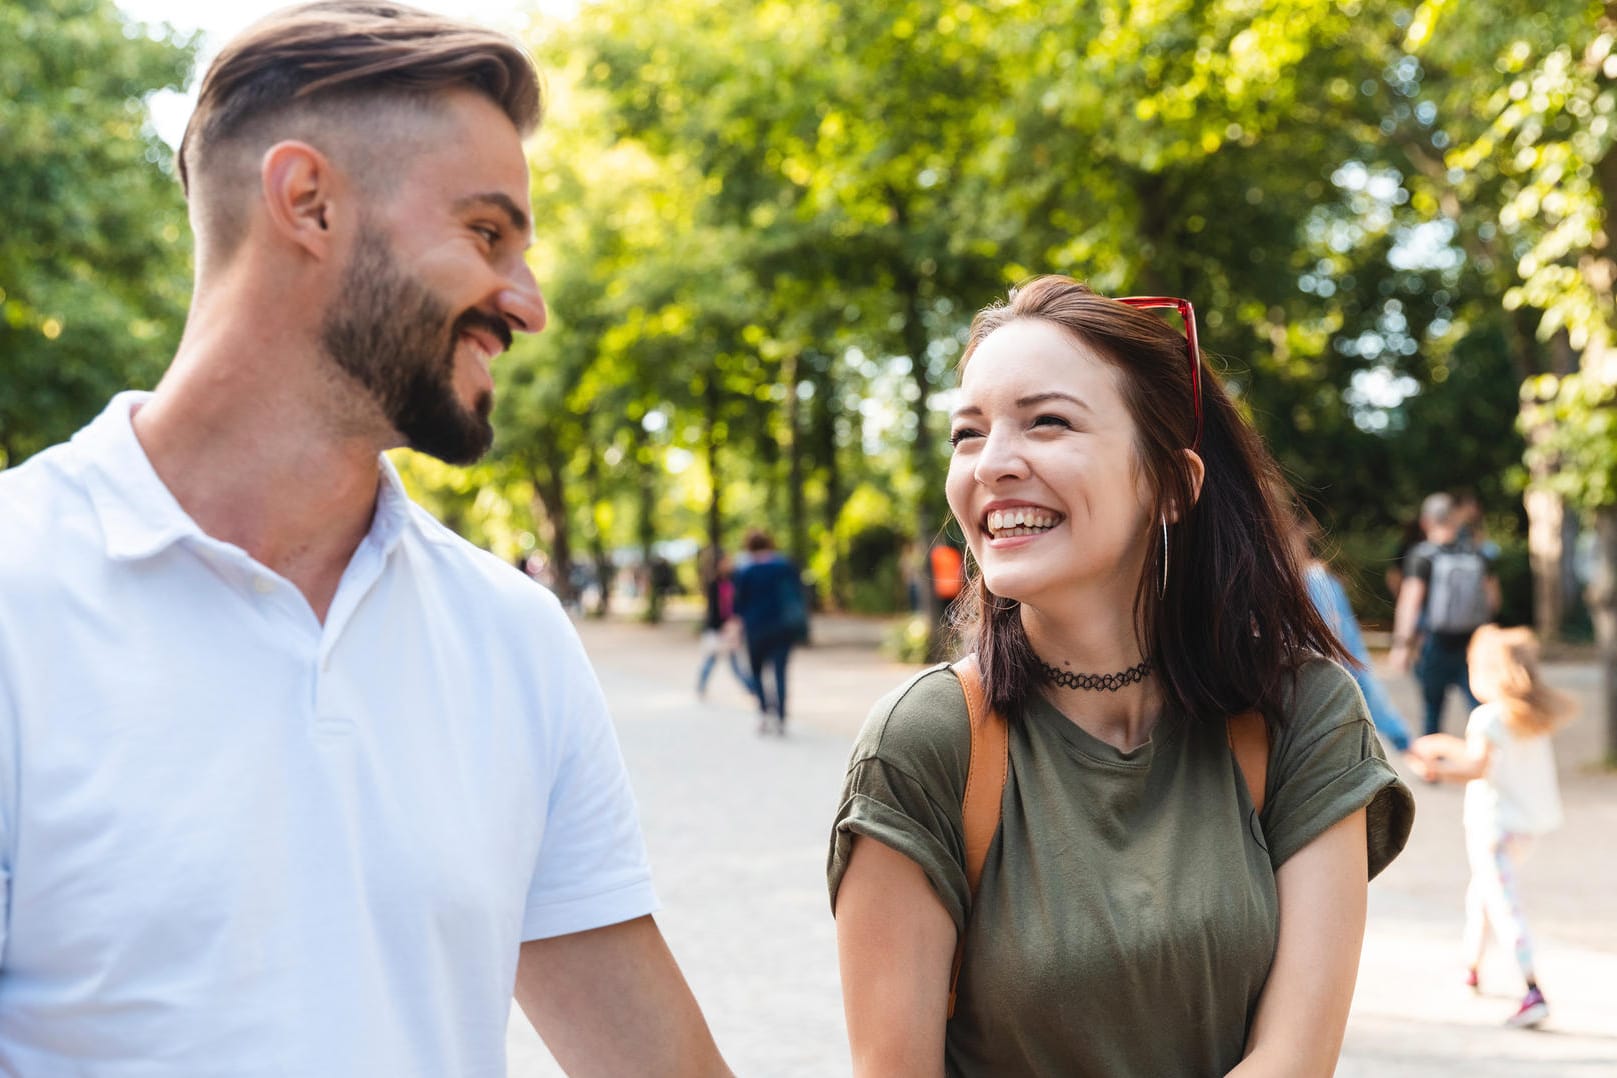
[
  {"xmin": 515, "ymin": 916, "xmax": 733, "ymax": 1078},
  {"xmin": 1388, "ymin": 576, "xmax": 1426, "ymax": 674}
]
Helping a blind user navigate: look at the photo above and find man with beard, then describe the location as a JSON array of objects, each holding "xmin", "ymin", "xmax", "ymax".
[{"xmin": 0, "ymin": 3, "xmax": 732, "ymax": 1075}]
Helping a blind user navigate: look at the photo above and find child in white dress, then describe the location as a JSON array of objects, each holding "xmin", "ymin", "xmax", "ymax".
[{"xmin": 1408, "ymin": 624, "xmax": 1576, "ymax": 1028}]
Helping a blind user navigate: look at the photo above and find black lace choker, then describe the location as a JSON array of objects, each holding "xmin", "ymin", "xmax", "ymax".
[{"xmin": 1035, "ymin": 656, "xmax": 1152, "ymax": 692}]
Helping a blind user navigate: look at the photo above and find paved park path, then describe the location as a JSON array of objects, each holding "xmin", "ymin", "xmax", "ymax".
[{"xmin": 507, "ymin": 611, "xmax": 1617, "ymax": 1076}]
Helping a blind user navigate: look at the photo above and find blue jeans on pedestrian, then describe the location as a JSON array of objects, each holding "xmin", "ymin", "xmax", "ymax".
[
  {"xmin": 1416, "ymin": 636, "xmax": 1478, "ymax": 736},
  {"xmin": 697, "ymin": 638, "xmax": 755, "ymax": 696},
  {"xmin": 746, "ymin": 631, "xmax": 794, "ymax": 721}
]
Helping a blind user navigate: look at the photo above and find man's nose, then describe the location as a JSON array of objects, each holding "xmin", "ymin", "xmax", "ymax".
[{"xmin": 498, "ymin": 259, "xmax": 547, "ymax": 335}]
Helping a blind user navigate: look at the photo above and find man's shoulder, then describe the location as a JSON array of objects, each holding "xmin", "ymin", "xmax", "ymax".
[
  {"xmin": 743, "ymin": 557, "xmax": 796, "ymax": 582},
  {"xmin": 0, "ymin": 443, "xmax": 100, "ymax": 573},
  {"xmin": 398, "ymin": 501, "xmax": 566, "ymax": 622}
]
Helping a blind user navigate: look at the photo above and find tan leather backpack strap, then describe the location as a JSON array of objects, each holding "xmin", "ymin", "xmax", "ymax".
[
  {"xmin": 947, "ymin": 653, "xmax": 1008, "ymax": 1019},
  {"xmin": 1226, "ymin": 709, "xmax": 1269, "ymax": 816}
]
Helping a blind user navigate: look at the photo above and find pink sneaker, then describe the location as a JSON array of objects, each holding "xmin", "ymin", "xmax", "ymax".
[
  {"xmin": 1505, "ymin": 987, "xmax": 1548, "ymax": 1028},
  {"xmin": 1463, "ymin": 968, "xmax": 1479, "ymax": 992}
]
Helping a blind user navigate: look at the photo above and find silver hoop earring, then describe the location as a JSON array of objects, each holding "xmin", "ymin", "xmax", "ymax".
[{"xmin": 1158, "ymin": 515, "xmax": 1169, "ymax": 600}]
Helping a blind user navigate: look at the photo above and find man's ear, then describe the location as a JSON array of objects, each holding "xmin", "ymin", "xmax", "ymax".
[
  {"xmin": 259, "ymin": 140, "xmax": 343, "ymax": 259},
  {"xmin": 1165, "ymin": 449, "xmax": 1206, "ymax": 523}
]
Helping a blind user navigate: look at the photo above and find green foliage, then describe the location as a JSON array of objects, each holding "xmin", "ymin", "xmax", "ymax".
[
  {"xmin": 834, "ymin": 484, "xmax": 908, "ymax": 613},
  {"xmin": 1521, "ymin": 371, "xmax": 1617, "ymax": 508},
  {"xmin": 13, "ymin": 0, "xmax": 1600, "ymax": 637},
  {"xmin": 1412, "ymin": 0, "xmax": 1616, "ymax": 510},
  {"xmin": 883, "ymin": 615, "xmax": 931, "ymax": 664},
  {"xmin": 0, "ymin": 0, "xmax": 196, "ymax": 465}
]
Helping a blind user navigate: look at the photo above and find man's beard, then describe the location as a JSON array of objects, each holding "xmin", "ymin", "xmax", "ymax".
[{"xmin": 319, "ymin": 225, "xmax": 507, "ymax": 465}]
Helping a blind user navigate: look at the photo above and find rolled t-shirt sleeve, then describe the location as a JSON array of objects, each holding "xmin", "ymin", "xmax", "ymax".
[
  {"xmin": 828, "ymin": 668, "xmax": 973, "ymax": 932},
  {"xmin": 1261, "ymin": 659, "xmax": 1415, "ymax": 879}
]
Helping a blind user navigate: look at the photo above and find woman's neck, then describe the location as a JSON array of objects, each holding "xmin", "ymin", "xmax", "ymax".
[{"xmin": 1021, "ymin": 604, "xmax": 1162, "ymax": 751}]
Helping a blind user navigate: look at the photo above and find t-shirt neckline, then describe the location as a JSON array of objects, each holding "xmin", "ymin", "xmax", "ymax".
[{"xmin": 1025, "ymin": 690, "xmax": 1183, "ymax": 767}]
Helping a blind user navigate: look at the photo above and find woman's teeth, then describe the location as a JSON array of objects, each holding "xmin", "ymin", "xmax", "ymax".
[{"xmin": 987, "ymin": 509, "xmax": 1058, "ymax": 537}]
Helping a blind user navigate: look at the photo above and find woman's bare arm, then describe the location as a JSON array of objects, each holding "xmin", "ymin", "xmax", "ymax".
[
  {"xmin": 834, "ymin": 835, "xmax": 957, "ymax": 1078},
  {"xmin": 1229, "ymin": 809, "xmax": 1369, "ymax": 1077}
]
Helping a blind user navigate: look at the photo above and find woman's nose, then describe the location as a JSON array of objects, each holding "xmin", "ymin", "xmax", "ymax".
[{"xmin": 974, "ymin": 427, "xmax": 1028, "ymax": 484}]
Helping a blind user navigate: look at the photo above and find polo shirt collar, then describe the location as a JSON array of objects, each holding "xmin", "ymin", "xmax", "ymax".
[
  {"xmin": 76, "ymin": 391, "xmax": 415, "ymax": 563},
  {"xmin": 76, "ymin": 392, "xmax": 201, "ymax": 562},
  {"xmin": 370, "ymin": 453, "xmax": 412, "ymax": 554}
]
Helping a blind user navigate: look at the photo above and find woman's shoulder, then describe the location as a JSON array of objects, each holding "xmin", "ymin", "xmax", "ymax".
[
  {"xmin": 849, "ymin": 664, "xmax": 973, "ymax": 789},
  {"xmin": 1275, "ymin": 656, "xmax": 1371, "ymax": 742},
  {"xmin": 1266, "ymin": 655, "xmax": 1415, "ymax": 878}
]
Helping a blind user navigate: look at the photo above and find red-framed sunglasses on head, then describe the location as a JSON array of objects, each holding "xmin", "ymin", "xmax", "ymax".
[{"xmin": 1117, "ymin": 295, "xmax": 1203, "ymax": 451}]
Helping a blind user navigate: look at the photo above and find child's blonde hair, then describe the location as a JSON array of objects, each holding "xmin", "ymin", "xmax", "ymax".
[{"xmin": 1467, "ymin": 624, "xmax": 1577, "ymax": 737}]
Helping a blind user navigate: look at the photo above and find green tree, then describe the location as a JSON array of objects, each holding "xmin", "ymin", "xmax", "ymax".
[
  {"xmin": 0, "ymin": 0, "xmax": 196, "ymax": 466},
  {"xmin": 1409, "ymin": 0, "xmax": 1617, "ymax": 758}
]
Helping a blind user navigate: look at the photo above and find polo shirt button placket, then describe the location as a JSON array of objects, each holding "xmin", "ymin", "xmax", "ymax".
[{"xmin": 312, "ymin": 644, "xmax": 355, "ymax": 737}]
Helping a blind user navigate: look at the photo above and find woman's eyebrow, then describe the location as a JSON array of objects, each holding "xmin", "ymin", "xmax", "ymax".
[
  {"xmin": 1016, "ymin": 391, "xmax": 1090, "ymax": 413},
  {"xmin": 953, "ymin": 392, "xmax": 1092, "ymax": 419}
]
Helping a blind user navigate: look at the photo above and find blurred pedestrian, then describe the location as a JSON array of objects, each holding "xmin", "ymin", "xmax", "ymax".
[
  {"xmin": 696, "ymin": 547, "xmax": 754, "ymax": 699},
  {"xmin": 0, "ymin": 4, "xmax": 729, "ymax": 1073},
  {"xmin": 1389, "ymin": 492, "xmax": 1501, "ymax": 735},
  {"xmin": 1407, "ymin": 624, "xmax": 1576, "ymax": 1028},
  {"xmin": 1286, "ymin": 507, "xmax": 1412, "ymax": 751},
  {"xmin": 829, "ymin": 277, "xmax": 1412, "ymax": 1074},
  {"xmin": 733, "ymin": 529, "xmax": 806, "ymax": 734}
]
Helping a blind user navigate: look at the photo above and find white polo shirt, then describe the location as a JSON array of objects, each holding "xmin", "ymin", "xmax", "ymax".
[{"xmin": 0, "ymin": 393, "xmax": 659, "ymax": 1075}]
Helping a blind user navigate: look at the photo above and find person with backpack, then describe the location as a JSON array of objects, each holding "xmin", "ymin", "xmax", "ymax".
[
  {"xmin": 733, "ymin": 529, "xmax": 807, "ymax": 734},
  {"xmin": 827, "ymin": 278, "xmax": 1413, "ymax": 1076},
  {"xmin": 1389, "ymin": 492, "xmax": 1501, "ymax": 736}
]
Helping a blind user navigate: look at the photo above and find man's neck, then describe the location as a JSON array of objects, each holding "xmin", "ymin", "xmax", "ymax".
[{"xmin": 131, "ymin": 332, "xmax": 394, "ymax": 623}]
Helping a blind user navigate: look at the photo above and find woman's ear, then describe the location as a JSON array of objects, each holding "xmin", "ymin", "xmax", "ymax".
[
  {"xmin": 1184, "ymin": 449, "xmax": 1206, "ymax": 504},
  {"xmin": 1165, "ymin": 450, "xmax": 1206, "ymax": 523}
]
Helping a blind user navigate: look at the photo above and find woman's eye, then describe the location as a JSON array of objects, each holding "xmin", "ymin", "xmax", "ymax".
[
  {"xmin": 473, "ymin": 225, "xmax": 501, "ymax": 246},
  {"xmin": 949, "ymin": 427, "xmax": 981, "ymax": 447},
  {"xmin": 1032, "ymin": 414, "xmax": 1072, "ymax": 430}
]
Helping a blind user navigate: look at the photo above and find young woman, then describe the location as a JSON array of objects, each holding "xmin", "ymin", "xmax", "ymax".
[{"xmin": 828, "ymin": 277, "xmax": 1414, "ymax": 1076}]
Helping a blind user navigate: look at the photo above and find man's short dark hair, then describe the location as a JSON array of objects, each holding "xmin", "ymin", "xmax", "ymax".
[{"xmin": 178, "ymin": 1, "xmax": 541, "ymax": 261}]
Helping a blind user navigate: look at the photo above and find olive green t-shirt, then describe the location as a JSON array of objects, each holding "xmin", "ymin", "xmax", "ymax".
[{"xmin": 827, "ymin": 658, "xmax": 1413, "ymax": 1077}]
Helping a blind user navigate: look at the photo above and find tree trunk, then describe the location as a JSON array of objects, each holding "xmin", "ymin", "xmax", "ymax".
[
  {"xmin": 891, "ymin": 247, "xmax": 946, "ymax": 661},
  {"xmin": 530, "ymin": 456, "xmax": 577, "ymax": 609},
  {"xmin": 1526, "ymin": 485, "xmax": 1567, "ymax": 640},
  {"xmin": 810, "ymin": 349, "xmax": 849, "ymax": 609},
  {"xmin": 1524, "ymin": 332, "xmax": 1576, "ymax": 639},
  {"xmin": 783, "ymin": 350, "xmax": 808, "ymax": 569},
  {"xmin": 705, "ymin": 375, "xmax": 723, "ymax": 555},
  {"xmin": 636, "ymin": 430, "xmax": 662, "ymax": 625},
  {"xmin": 1588, "ymin": 507, "xmax": 1617, "ymax": 766},
  {"xmin": 584, "ymin": 450, "xmax": 612, "ymax": 619}
]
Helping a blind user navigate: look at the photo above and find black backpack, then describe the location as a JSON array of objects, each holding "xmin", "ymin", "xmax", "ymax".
[
  {"xmin": 1422, "ymin": 543, "xmax": 1490, "ymax": 634},
  {"xmin": 776, "ymin": 569, "xmax": 809, "ymax": 640}
]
